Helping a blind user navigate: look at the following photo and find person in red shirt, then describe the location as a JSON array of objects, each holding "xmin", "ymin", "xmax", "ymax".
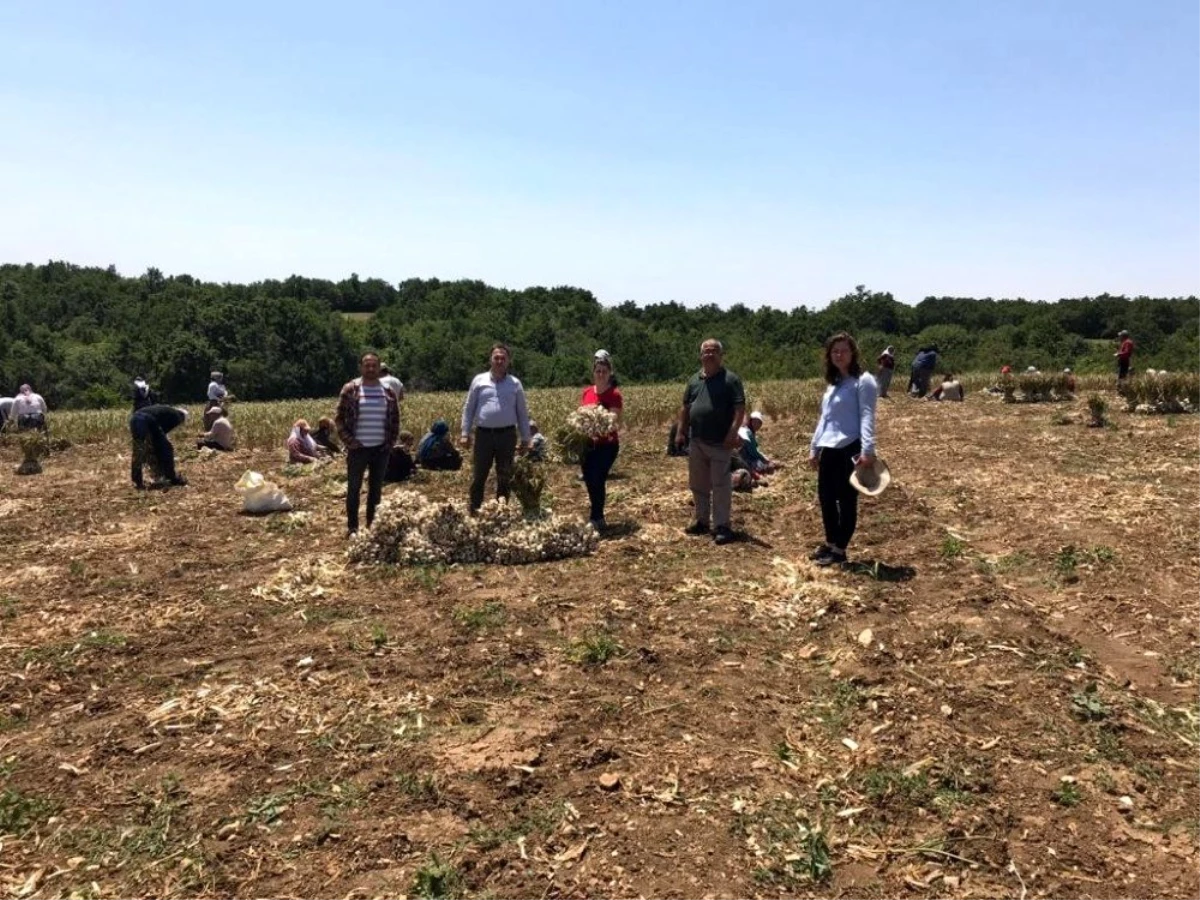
[
  {"xmin": 581, "ymin": 350, "xmax": 623, "ymax": 531},
  {"xmin": 1115, "ymin": 330, "xmax": 1134, "ymax": 381}
]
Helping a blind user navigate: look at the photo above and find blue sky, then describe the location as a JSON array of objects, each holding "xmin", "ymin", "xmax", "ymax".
[{"xmin": 1, "ymin": 0, "xmax": 1196, "ymax": 308}]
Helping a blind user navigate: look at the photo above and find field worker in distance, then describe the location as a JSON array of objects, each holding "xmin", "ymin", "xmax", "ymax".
[
  {"xmin": 677, "ymin": 338, "xmax": 745, "ymax": 545},
  {"xmin": 132, "ymin": 375, "xmax": 156, "ymax": 411},
  {"xmin": 312, "ymin": 417, "xmax": 342, "ymax": 456},
  {"xmin": 738, "ymin": 411, "xmax": 780, "ymax": 473},
  {"xmin": 809, "ymin": 332, "xmax": 879, "ymax": 567},
  {"xmin": 460, "ymin": 342, "xmax": 532, "ymax": 513},
  {"xmin": 416, "ymin": 419, "xmax": 462, "ymax": 471},
  {"xmin": 206, "ymin": 371, "xmax": 229, "ymax": 409},
  {"xmin": 202, "ymin": 403, "xmax": 225, "ymax": 430},
  {"xmin": 527, "ymin": 421, "xmax": 548, "ymax": 461},
  {"xmin": 1063, "ymin": 368, "xmax": 1077, "ymax": 393},
  {"xmin": 129, "ymin": 404, "xmax": 189, "ymax": 489},
  {"xmin": 1026, "ymin": 365, "xmax": 1039, "ymax": 374},
  {"xmin": 908, "ymin": 345, "xmax": 938, "ymax": 397},
  {"xmin": 876, "ymin": 346, "xmax": 896, "ymax": 398},
  {"xmin": 580, "ymin": 351, "xmax": 624, "ymax": 531},
  {"xmin": 0, "ymin": 395, "xmax": 14, "ymax": 430},
  {"xmin": 196, "ymin": 407, "xmax": 235, "ymax": 451},
  {"xmin": 379, "ymin": 363, "xmax": 406, "ymax": 402},
  {"xmin": 286, "ymin": 418, "xmax": 322, "ymax": 463},
  {"xmin": 928, "ymin": 374, "xmax": 965, "ymax": 402},
  {"xmin": 385, "ymin": 431, "xmax": 415, "ymax": 483},
  {"xmin": 12, "ymin": 384, "xmax": 48, "ymax": 431},
  {"xmin": 1115, "ymin": 330, "xmax": 1134, "ymax": 381},
  {"xmin": 336, "ymin": 352, "xmax": 401, "ymax": 535}
]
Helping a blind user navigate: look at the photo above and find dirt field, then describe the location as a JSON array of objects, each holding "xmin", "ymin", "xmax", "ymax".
[{"xmin": 1, "ymin": 392, "xmax": 1197, "ymax": 899}]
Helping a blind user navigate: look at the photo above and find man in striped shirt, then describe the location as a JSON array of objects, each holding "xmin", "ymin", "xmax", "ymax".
[
  {"xmin": 460, "ymin": 343, "xmax": 532, "ymax": 512},
  {"xmin": 335, "ymin": 352, "xmax": 401, "ymax": 534}
]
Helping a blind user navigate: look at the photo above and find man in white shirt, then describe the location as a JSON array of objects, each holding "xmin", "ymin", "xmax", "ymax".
[
  {"xmin": 460, "ymin": 343, "xmax": 532, "ymax": 512},
  {"xmin": 379, "ymin": 364, "xmax": 405, "ymax": 402}
]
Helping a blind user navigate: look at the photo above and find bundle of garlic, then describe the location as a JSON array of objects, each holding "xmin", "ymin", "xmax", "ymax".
[
  {"xmin": 347, "ymin": 491, "xmax": 599, "ymax": 566},
  {"xmin": 566, "ymin": 405, "xmax": 618, "ymax": 440}
]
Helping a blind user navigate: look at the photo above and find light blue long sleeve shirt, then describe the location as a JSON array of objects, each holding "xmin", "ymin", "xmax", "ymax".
[
  {"xmin": 810, "ymin": 373, "xmax": 878, "ymax": 458},
  {"xmin": 461, "ymin": 372, "xmax": 531, "ymax": 442}
]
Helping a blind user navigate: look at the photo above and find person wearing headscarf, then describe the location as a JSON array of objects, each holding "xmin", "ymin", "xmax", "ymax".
[
  {"xmin": 876, "ymin": 346, "xmax": 896, "ymax": 398},
  {"xmin": 286, "ymin": 419, "xmax": 322, "ymax": 464},
  {"xmin": 132, "ymin": 376, "xmax": 157, "ymax": 411},
  {"xmin": 312, "ymin": 417, "xmax": 342, "ymax": 456},
  {"xmin": 206, "ymin": 371, "xmax": 229, "ymax": 409},
  {"xmin": 12, "ymin": 384, "xmax": 48, "ymax": 431},
  {"xmin": 580, "ymin": 352, "xmax": 624, "ymax": 530},
  {"xmin": 416, "ymin": 419, "xmax": 462, "ymax": 470},
  {"xmin": 129, "ymin": 404, "xmax": 189, "ymax": 489},
  {"xmin": 737, "ymin": 411, "xmax": 779, "ymax": 473},
  {"xmin": 314, "ymin": 417, "xmax": 343, "ymax": 458},
  {"xmin": 197, "ymin": 408, "xmax": 235, "ymax": 450}
]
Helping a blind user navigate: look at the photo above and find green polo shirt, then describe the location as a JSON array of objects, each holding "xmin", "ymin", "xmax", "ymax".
[{"xmin": 683, "ymin": 368, "xmax": 745, "ymax": 444}]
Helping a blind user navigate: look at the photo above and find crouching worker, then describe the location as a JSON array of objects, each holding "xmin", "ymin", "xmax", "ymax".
[
  {"xmin": 197, "ymin": 408, "xmax": 235, "ymax": 451},
  {"xmin": 286, "ymin": 419, "xmax": 323, "ymax": 464},
  {"xmin": 130, "ymin": 405, "xmax": 189, "ymax": 489},
  {"xmin": 416, "ymin": 419, "xmax": 462, "ymax": 470},
  {"xmin": 385, "ymin": 431, "xmax": 416, "ymax": 483}
]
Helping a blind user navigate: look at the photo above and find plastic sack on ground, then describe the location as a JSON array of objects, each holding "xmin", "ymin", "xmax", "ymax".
[{"xmin": 235, "ymin": 470, "xmax": 293, "ymax": 514}]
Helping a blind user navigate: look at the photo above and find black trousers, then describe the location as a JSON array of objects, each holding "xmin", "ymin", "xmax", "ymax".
[
  {"xmin": 346, "ymin": 445, "xmax": 390, "ymax": 532},
  {"xmin": 470, "ymin": 427, "xmax": 518, "ymax": 511},
  {"xmin": 581, "ymin": 442, "xmax": 619, "ymax": 522},
  {"xmin": 817, "ymin": 440, "xmax": 861, "ymax": 550},
  {"xmin": 130, "ymin": 413, "xmax": 177, "ymax": 486}
]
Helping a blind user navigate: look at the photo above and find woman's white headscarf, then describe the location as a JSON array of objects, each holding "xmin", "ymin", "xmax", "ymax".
[{"xmin": 290, "ymin": 419, "xmax": 317, "ymax": 456}]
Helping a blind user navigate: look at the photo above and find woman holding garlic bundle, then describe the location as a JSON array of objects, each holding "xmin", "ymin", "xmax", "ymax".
[{"xmin": 578, "ymin": 350, "xmax": 623, "ymax": 532}]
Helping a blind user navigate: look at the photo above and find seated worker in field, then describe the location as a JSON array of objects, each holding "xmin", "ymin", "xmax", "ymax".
[
  {"xmin": 197, "ymin": 408, "xmax": 235, "ymax": 451},
  {"xmin": 287, "ymin": 419, "xmax": 324, "ymax": 464},
  {"xmin": 667, "ymin": 420, "xmax": 689, "ymax": 456},
  {"xmin": 416, "ymin": 419, "xmax": 462, "ymax": 471},
  {"xmin": 928, "ymin": 374, "xmax": 965, "ymax": 402},
  {"xmin": 385, "ymin": 432, "xmax": 415, "ymax": 483},
  {"xmin": 311, "ymin": 416, "xmax": 341, "ymax": 455},
  {"xmin": 12, "ymin": 384, "xmax": 48, "ymax": 431},
  {"xmin": 527, "ymin": 420, "xmax": 548, "ymax": 461},
  {"xmin": 730, "ymin": 454, "xmax": 767, "ymax": 492},
  {"xmin": 202, "ymin": 403, "xmax": 226, "ymax": 431},
  {"xmin": 736, "ymin": 411, "xmax": 780, "ymax": 473}
]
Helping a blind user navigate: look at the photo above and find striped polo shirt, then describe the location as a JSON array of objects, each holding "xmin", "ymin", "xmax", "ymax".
[{"xmin": 355, "ymin": 383, "xmax": 388, "ymax": 447}]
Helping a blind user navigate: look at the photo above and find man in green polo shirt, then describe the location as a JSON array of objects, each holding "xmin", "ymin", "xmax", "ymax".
[{"xmin": 675, "ymin": 338, "xmax": 746, "ymax": 545}]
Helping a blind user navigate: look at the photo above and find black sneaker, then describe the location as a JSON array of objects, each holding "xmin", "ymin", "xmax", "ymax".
[
  {"xmin": 713, "ymin": 526, "xmax": 734, "ymax": 545},
  {"xmin": 815, "ymin": 548, "xmax": 847, "ymax": 568},
  {"xmin": 169, "ymin": 475, "xmax": 188, "ymax": 487},
  {"xmin": 809, "ymin": 544, "xmax": 832, "ymax": 561},
  {"xmin": 684, "ymin": 521, "xmax": 710, "ymax": 536}
]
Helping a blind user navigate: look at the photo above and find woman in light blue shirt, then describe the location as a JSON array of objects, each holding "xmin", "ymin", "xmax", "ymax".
[{"xmin": 808, "ymin": 332, "xmax": 878, "ymax": 566}]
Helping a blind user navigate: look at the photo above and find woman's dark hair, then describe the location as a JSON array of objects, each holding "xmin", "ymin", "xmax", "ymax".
[{"xmin": 823, "ymin": 332, "xmax": 863, "ymax": 384}]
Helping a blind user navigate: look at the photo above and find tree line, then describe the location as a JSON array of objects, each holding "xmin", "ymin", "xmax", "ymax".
[{"xmin": 1, "ymin": 261, "xmax": 1195, "ymax": 408}]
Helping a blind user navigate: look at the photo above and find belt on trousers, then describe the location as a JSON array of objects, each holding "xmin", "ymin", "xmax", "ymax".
[{"xmin": 475, "ymin": 425, "xmax": 516, "ymax": 433}]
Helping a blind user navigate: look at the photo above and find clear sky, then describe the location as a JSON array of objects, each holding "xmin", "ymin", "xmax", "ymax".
[{"xmin": 1, "ymin": 0, "xmax": 1197, "ymax": 308}]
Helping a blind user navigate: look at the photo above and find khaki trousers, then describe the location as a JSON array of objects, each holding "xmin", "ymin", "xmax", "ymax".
[{"xmin": 688, "ymin": 439, "xmax": 732, "ymax": 528}]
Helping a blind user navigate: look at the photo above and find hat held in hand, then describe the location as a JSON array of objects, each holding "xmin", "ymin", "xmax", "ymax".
[{"xmin": 849, "ymin": 457, "xmax": 891, "ymax": 497}]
